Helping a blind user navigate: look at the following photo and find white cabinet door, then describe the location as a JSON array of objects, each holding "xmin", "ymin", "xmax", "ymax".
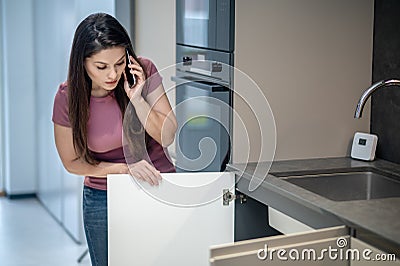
[{"xmin": 108, "ymin": 172, "xmax": 235, "ymax": 266}]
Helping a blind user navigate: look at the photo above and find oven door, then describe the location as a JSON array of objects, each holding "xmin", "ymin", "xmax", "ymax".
[
  {"xmin": 176, "ymin": 0, "xmax": 234, "ymax": 52},
  {"xmin": 173, "ymin": 76, "xmax": 231, "ymax": 172}
]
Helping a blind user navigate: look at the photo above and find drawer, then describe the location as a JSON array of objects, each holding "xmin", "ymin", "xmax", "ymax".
[{"xmin": 210, "ymin": 226, "xmax": 399, "ymax": 265}]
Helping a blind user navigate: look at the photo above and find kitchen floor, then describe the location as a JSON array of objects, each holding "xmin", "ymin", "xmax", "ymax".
[{"xmin": 0, "ymin": 197, "xmax": 91, "ymax": 266}]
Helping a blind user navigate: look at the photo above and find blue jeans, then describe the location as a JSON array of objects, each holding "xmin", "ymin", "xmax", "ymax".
[{"xmin": 83, "ymin": 186, "xmax": 108, "ymax": 266}]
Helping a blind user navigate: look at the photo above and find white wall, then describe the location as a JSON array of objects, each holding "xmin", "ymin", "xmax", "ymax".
[
  {"xmin": 233, "ymin": 0, "xmax": 374, "ymax": 162},
  {"xmin": 134, "ymin": 0, "xmax": 176, "ymax": 157},
  {"xmin": 1, "ymin": 0, "xmax": 36, "ymax": 195},
  {"xmin": 134, "ymin": 0, "xmax": 176, "ymax": 71}
]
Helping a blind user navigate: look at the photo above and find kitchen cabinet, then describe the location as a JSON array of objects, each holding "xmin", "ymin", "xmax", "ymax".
[
  {"xmin": 210, "ymin": 226, "xmax": 399, "ymax": 265},
  {"xmin": 230, "ymin": 158, "xmax": 400, "ymax": 264},
  {"xmin": 234, "ymin": 195, "xmax": 280, "ymax": 241},
  {"xmin": 108, "ymin": 172, "xmax": 399, "ymax": 265}
]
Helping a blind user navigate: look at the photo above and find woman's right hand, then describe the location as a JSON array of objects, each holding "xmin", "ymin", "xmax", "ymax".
[{"xmin": 128, "ymin": 160, "xmax": 162, "ymax": 186}]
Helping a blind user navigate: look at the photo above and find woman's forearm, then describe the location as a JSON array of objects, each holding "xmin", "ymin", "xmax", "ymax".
[
  {"xmin": 131, "ymin": 97, "xmax": 177, "ymax": 147},
  {"xmin": 63, "ymin": 159, "xmax": 128, "ymax": 177}
]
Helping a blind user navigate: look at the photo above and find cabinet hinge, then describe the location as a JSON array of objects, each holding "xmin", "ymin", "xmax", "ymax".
[{"xmin": 223, "ymin": 189, "xmax": 247, "ymax": 206}]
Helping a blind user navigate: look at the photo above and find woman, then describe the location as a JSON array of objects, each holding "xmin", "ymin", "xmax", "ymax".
[{"xmin": 52, "ymin": 13, "xmax": 177, "ymax": 265}]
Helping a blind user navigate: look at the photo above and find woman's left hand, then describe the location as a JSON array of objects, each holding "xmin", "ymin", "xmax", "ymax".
[{"xmin": 123, "ymin": 55, "xmax": 145, "ymax": 103}]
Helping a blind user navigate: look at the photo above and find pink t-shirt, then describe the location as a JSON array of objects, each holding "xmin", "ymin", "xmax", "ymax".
[{"xmin": 52, "ymin": 57, "xmax": 175, "ymax": 190}]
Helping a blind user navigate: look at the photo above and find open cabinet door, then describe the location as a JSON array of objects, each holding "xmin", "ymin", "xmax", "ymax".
[{"xmin": 108, "ymin": 172, "xmax": 235, "ymax": 266}]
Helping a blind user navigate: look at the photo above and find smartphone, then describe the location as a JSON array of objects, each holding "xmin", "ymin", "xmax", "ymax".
[{"xmin": 126, "ymin": 49, "xmax": 136, "ymax": 87}]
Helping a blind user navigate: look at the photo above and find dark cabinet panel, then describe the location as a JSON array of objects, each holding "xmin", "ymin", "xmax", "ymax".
[{"xmin": 371, "ymin": 0, "xmax": 400, "ymax": 164}]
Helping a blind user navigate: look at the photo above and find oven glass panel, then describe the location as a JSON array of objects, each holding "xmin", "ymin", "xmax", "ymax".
[
  {"xmin": 184, "ymin": 0, "xmax": 209, "ymax": 47},
  {"xmin": 177, "ymin": 0, "xmax": 213, "ymax": 49},
  {"xmin": 175, "ymin": 82, "xmax": 230, "ymax": 172}
]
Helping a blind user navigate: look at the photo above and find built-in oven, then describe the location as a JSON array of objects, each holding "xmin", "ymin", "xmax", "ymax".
[
  {"xmin": 175, "ymin": 0, "xmax": 234, "ymax": 172},
  {"xmin": 176, "ymin": 0, "xmax": 234, "ymax": 52},
  {"xmin": 173, "ymin": 45, "xmax": 233, "ymax": 172}
]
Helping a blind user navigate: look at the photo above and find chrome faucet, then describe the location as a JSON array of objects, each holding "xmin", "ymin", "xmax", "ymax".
[{"xmin": 354, "ymin": 79, "xmax": 400, "ymax": 118}]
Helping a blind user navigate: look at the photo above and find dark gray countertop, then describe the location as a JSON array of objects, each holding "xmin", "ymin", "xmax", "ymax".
[{"xmin": 227, "ymin": 157, "xmax": 400, "ymax": 251}]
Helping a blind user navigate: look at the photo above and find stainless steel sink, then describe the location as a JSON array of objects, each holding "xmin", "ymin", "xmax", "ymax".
[{"xmin": 278, "ymin": 170, "xmax": 400, "ymax": 201}]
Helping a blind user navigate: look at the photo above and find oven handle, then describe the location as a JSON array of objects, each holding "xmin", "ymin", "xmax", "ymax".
[{"xmin": 171, "ymin": 76, "xmax": 229, "ymax": 92}]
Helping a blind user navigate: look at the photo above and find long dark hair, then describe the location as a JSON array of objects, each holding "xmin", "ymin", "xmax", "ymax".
[{"xmin": 68, "ymin": 13, "xmax": 145, "ymax": 164}]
